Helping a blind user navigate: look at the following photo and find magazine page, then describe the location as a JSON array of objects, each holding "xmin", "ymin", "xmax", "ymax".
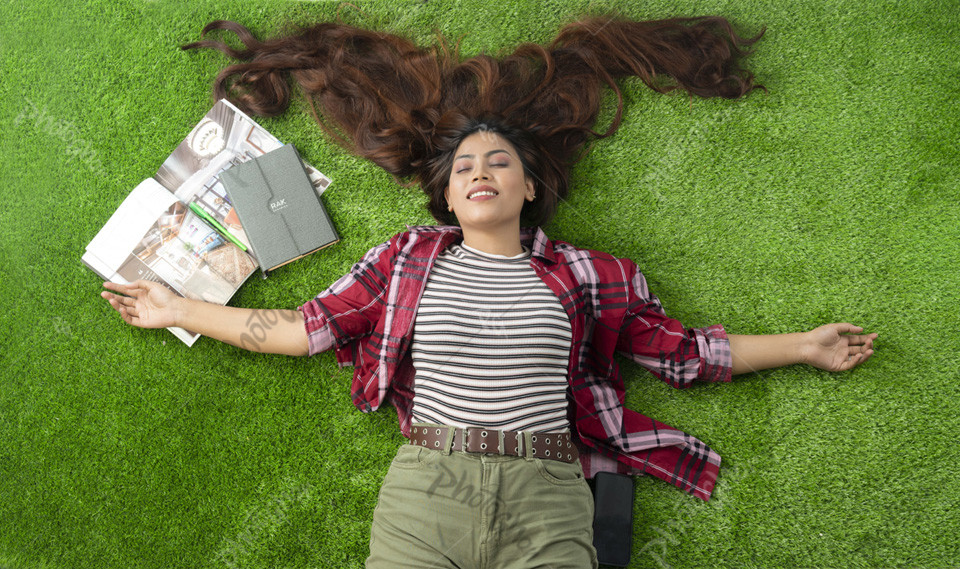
[
  {"xmin": 84, "ymin": 99, "xmax": 332, "ymax": 346},
  {"xmin": 116, "ymin": 200, "xmax": 256, "ymax": 305},
  {"xmin": 84, "ymin": 178, "xmax": 178, "ymax": 277},
  {"xmin": 82, "ymin": 178, "xmax": 251, "ymax": 346},
  {"xmin": 153, "ymin": 99, "xmax": 332, "ymax": 254}
]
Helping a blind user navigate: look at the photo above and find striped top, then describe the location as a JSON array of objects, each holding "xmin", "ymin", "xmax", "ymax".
[
  {"xmin": 410, "ymin": 243, "xmax": 573, "ymax": 433},
  {"xmin": 300, "ymin": 226, "xmax": 733, "ymax": 500}
]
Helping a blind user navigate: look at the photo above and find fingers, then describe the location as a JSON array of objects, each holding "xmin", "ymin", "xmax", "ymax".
[
  {"xmin": 102, "ymin": 294, "xmax": 134, "ymax": 322},
  {"xmin": 848, "ymin": 332, "xmax": 878, "ymax": 350},
  {"xmin": 102, "ymin": 281, "xmax": 147, "ymax": 310},
  {"xmin": 103, "ymin": 281, "xmax": 132, "ymax": 294},
  {"xmin": 103, "ymin": 279, "xmax": 158, "ymax": 296},
  {"xmin": 833, "ymin": 324, "xmax": 878, "ymax": 350},
  {"xmin": 101, "ymin": 283, "xmax": 142, "ymax": 325},
  {"xmin": 831, "ymin": 322, "xmax": 864, "ymax": 335},
  {"xmin": 103, "ymin": 296, "xmax": 134, "ymax": 324},
  {"xmin": 842, "ymin": 356, "xmax": 864, "ymax": 371},
  {"xmin": 809, "ymin": 324, "xmax": 878, "ymax": 372},
  {"xmin": 835, "ymin": 352, "xmax": 862, "ymax": 372},
  {"xmin": 103, "ymin": 281, "xmax": 144, "ymax": 297},
  {"xmin": 848, "ymin": 343, "xmax": 869, "ymax": 356},
  {"xmin": 101, "ymin": 290, "xmax": 135, "ymax": 309},
  {"xmin": 840, "ymin": 346, "xmax": 875, "ymax": 371}
]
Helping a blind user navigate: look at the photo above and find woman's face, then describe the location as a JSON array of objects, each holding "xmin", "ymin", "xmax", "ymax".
[{"xmin": 444, "ymin": 131, "xmax": 535, "ymax": 230}]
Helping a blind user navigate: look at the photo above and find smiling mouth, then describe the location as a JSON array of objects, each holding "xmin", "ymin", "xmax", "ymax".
[{"xmin": 467, "ymin": 186, "xmax": 499, "ymax": 200}]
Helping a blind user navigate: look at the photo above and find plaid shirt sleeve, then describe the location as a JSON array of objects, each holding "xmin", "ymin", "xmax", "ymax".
[
  {"xmin": 615, "ymin": 259, "xmax": 732, "ymax": 387},
  {"xmin": 297, "ymin": 237, "xmax": 396, "ymax": 363},
  {"xmin": 546, "ymin": 239, "xmax": 730, "ymax": 500}
]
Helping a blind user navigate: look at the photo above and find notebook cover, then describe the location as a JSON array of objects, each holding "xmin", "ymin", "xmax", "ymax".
[{"xmin": 220, "ymin": 144, "xmax": 338, "ymax": 275}]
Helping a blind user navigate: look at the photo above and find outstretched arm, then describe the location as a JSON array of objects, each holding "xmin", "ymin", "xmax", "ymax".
[
  {"xmin": 728, "ymin": 323, "xmax": 877, "ymax": 375},
  {"xmin": 101, "ymin": 280, "xmax": 309, "ymax": 356}
]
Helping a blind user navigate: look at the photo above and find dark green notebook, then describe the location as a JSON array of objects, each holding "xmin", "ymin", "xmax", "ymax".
[{"xmin": 220, "ymin": 144, "xmax": 338, "ymax": 277}]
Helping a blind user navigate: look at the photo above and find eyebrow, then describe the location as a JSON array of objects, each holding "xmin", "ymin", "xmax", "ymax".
[{"xmin": 454, "ymin": 149, "xmax": 511, "ymax": 160}]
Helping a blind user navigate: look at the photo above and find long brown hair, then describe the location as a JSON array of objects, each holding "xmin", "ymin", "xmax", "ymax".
[{"xmin": 183, "ymin": 15, "xmax": 763, "ymax": 224}]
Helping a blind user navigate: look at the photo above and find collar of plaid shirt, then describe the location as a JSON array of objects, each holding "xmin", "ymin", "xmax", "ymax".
[{"xmin": 302, "ymin": 225, "xmax": 733, "ymax": 500}]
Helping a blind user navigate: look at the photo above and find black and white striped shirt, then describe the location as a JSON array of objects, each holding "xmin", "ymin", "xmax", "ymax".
[{"xmin": 410, "ymin": 243, "xmax": 573, "ymax": 433}]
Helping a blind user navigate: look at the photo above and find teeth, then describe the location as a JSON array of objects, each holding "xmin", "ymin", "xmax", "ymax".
[{"xmin": 469, "ymin": 191, "xmax": 498, "ymax": 199}]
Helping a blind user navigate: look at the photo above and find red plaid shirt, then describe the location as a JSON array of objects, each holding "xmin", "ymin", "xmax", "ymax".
[{"xmin": 299, "ymin": 226, "xmax": 732, "ymax": 500}]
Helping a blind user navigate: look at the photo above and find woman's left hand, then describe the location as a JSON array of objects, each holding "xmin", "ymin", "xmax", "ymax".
[{"xmin": 801, "ymin": 323, "xmax": 878, "ymax": 372}]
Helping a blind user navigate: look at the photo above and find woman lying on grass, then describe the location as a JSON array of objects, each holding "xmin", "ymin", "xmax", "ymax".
[{"xmin": 102, "ymin": 14, "xmax": 876, "ymax": 568}]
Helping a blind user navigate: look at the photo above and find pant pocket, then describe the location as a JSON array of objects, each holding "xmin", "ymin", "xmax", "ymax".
[
  {"xmin": 533, "ymin": 458, "xmax": 586, "ymax": 486},
  {"xmin": 388, "ymin": 444, "xmax": 424, "ymax": 470}
]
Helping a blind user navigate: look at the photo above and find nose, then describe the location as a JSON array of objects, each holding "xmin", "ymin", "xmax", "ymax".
[{"xmin": 472, "ymin": 163, "xmax": 490, "ymax": 181}]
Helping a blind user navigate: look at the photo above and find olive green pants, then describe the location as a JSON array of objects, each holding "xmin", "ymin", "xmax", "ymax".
[{"xmin": 366, "ymin": 444, "xmax": 598, "ymax": 569}]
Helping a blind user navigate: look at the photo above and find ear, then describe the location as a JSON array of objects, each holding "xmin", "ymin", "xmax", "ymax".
[
  {"xmin": 444, "ymin": 186, "xmax": 453, "ymax": 211},
  {"xmin": 524, "ymin": 178, "xmax": 536, "ymax": 201}
]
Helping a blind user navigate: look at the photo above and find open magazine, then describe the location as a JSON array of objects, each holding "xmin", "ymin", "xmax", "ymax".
[{"xmin": 83, "ymin": 99, "xmax": 332, "ymax": 346}]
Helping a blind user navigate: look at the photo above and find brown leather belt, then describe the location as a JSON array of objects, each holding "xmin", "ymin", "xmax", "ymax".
[{"xmin": 408, "ymin": 424, "xmax": 579, "ymax": 463}]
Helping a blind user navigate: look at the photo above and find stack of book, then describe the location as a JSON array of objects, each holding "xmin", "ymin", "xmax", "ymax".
[{"xmin": 83, "ymin": 99, "xmax": 339, "ymax": 346}]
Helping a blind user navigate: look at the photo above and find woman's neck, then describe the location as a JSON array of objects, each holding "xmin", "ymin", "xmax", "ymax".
[{"xmin": 459, "ymin": 225, "xmax": 525, "ymax": 257}]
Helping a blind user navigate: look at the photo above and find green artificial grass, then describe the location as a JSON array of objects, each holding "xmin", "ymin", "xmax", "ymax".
[{"xmin": 1, "ymin": 0, "xmax": 958, "ymax": 567}]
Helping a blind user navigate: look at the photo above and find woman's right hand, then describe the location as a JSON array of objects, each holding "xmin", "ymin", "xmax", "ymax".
[
  {"xmin": 102, "ymin": 280, "xmax": 309, "ymax": 355},
  {"xmin": 101, "ymin": 280, "xmax": 181, "ymax": 329}
]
